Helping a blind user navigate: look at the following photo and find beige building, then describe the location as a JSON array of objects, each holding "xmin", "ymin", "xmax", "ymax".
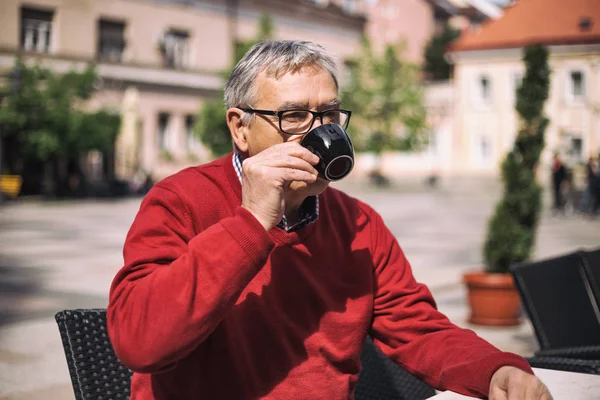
[
  {"xmin": 0, "ymin": 0, "xmax": 502, "ymax": 187},
  {"xmin": 448, "ymin": 0, "xmax": 600, "ymax": 179},
  {"xmin": 348, "ymin": 0, "xmax": 502, "ymax": 180},
  {"xmin": 363, "ymin": 0, "xmax": 452, "ymax": 64},
  {"xmin": 311, "ymin": 0, "xmax": 457, "ymax": 64},
  {"xmin": 0, "ymin": 0, "xmax": 365, "ymax": 182}
]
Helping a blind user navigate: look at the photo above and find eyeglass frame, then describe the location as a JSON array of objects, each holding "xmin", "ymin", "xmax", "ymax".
[{"xmin": 239, "ymin": 107, "xmax": 352, "ymax": 135}]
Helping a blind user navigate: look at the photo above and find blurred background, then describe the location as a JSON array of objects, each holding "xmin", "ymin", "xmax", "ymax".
[{"xmin": 0, "ymin": 0, "xmax": 599, "ymax": 398}]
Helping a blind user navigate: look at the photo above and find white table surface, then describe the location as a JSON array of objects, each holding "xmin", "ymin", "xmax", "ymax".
[{"xmin": 430, "ymin": 368, "xmax": 600, "ymax": 400}]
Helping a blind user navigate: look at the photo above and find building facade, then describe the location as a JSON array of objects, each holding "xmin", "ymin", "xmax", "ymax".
[
  {"xmin": 0, "ymin": 0, "xmax": 365, "ymax": 182},
  {"xmin": 450, "ymin": 45, "xmax": 600, "ymax": 177},
  {"xmin": 449, "ymin": 0, "xmax": 600, "ymax": 180}
]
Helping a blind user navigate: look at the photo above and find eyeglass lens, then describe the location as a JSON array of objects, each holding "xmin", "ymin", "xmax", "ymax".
[{"xmin": 280, "ymin": 110, "xmax": 348, "ymax": 134}]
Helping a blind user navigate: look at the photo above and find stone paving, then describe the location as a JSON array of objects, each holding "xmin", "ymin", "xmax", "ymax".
[{"xmin": 0, "ymin": 176, "xmax": 598, "ymax": 399}]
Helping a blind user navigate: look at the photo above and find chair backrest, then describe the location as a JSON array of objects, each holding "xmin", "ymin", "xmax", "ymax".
[
  {"xmin": 582, "ymin": 248, "xmax": 600, "ymax": 307},
  {"xmin": 510, "ymin": 251, "xmax": 600, "ymax": 350},
  {"xmin": 354, "ymin": 337, "xmax": 436, "ymax": 399},
  {"xmin": 56, "ymin": 309, "xmax": 436, "ymax": 400},
  {"xmin": 55, "ymin": 309, "xmax": 132, "ymax": 400}
]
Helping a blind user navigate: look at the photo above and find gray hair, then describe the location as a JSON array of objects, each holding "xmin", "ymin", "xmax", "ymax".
[{"xmin": 224, "ymin": 40, "xmax": 339, "ymax": 123}]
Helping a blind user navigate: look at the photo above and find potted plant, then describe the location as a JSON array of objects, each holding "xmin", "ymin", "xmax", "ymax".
[{"xmin": 463, "ymin": 45, "xmax": 551, "ymax": 326}]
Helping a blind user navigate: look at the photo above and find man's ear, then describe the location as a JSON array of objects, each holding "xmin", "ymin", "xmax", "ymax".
[{"xmin": 226, "ymin": 108, "xmax": 249, "ymax": 153}]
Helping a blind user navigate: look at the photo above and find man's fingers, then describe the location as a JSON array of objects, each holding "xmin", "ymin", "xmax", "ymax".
[
  {"xmin": 524, "ymin": 374, "xmax": 552, "ymax": 400},
  {"xmin": 505, "ymin": 373, "xmax": 551, "ymax": 400},
  {"xmin": 527, "ymin": 378, "xmax": 552, "ymax": 400},
  {"xmin": 489, "ymin": 367, "xmax": 552, "ymax": 400},
  {"xmin": 245, "ymin": 155, "xmax": 318, "ymax": 177},
  {"xmin": 489, "ymin": 385, "xmax": 508, "ymax": 400},
  {"xmin": 278, "ymin": 168, "xmax": 319, "ymax": 184},
  {"xmin": 523, "ymin": 376, "xmax": 541, "ymax": 399},
  {"xmin": 541, "ymin": 391, "xmax": 553, "ymax": 400},
  {"xmin": 506, "ymin": 372, "xmax": 527, "ymax": 400},
  {"xmin": 269, "ymin": 142, "xmax": 320, "ymax": 165},
  {"xmin": 268, "ymin": 155, "xmax": 319, "ymax": 175},
  {"xmin": 245, "ymin": 148, "xmax": 319, "ymax": 176}
]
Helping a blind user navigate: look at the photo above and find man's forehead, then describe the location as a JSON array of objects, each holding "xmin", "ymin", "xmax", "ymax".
[
  {"xmin": 257, "ymin": 64, "xmax": 335, "ymax": 87},
  {"xmin": 255, "ymin": 66, "xmax": 338, "ymax": 107},
  {"xmin": 275, "ymin": 99, "xmax": 340, "ymax": 111}
]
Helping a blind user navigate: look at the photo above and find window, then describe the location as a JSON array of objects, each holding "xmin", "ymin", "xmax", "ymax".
[
  {"xmin": 98, "ymin": 19, "xmax": 126, "ymax": 63},
  {"xmin": 343, "ymin": 0, "xmax": 358, "ymax": 13},
  {"xmin": 20, "ymin": 7, "xmax": 53, "ymax": 53},
  {"xmin": 160, "ymin": 29, "xmax": 189, "ymax": 69},
  {"xmin": 570, "ymin": 137, "xmax": 583, "ymax": 161},
  {"xmin": 428, "ymin": 130, "xmax": 438, "ymax": 157},
  {"xmin": 480, "ymin": 136, "xmax": 491, "ymax": 161},
  {"xmin": 185, "ymin": 115, "xmax": 201, "ymax": 151},
  {"xmin": 157, "ymin": 113, "xmax": 170, "ymax": 150},
  {"xmin": 479, "ymin": 75, "xmax": 491, "ymax": 104},
  {"xmin": 472, "ymin": 74, "xmax": 492, "ymax": 106},
  {"xmin": 570, "ymin": 71, "xmax": 585, "ymax": 98}
]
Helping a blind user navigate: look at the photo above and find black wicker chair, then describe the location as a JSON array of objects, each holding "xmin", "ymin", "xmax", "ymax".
[
  {"xmin": 510, "ymin": 250, "xmax": 600, "ymax": 375},
  {"xmin": 582, "ymin": 247, "xmax": 600, "ymax": 307},
  {"xmin": 354, "ymin": 337, "xmax": 435, "ymax": 399},
  {"xmin": 55, "ymin": 309, "xmax": 132, "ymax": 400},
  {"xmin": 56, "ymin": 309, "xmax": 436, "ymax": 400},
  {"xmin": 510, "ymin": 251, "xmax": 600, "ymax": 350}
]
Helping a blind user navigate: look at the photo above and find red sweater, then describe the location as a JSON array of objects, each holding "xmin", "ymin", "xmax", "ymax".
[{"xmin": 108, "ymin": 153, "xmax": 532, "ymax": 399}]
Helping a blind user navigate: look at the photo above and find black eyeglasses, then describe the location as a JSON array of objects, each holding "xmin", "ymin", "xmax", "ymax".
[{"xmin": 240, "ymin": 107, "xmax": 351, "ymax": 135}]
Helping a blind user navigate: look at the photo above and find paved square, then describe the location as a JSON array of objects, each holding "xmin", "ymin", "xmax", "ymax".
[{"xmin": 0, "ymin": 177, "xmax": 598, "ymax": 399}]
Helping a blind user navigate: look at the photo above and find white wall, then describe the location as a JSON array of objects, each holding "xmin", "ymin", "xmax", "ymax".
[{"xmin": 451, "ymin": 45, "xmax": 600, "ymax": 182}]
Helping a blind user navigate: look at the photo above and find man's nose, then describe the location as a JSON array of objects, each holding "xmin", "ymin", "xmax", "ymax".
[{"xmin": 311, "ymin": 115, "xmax": 324, "ymax": 128}]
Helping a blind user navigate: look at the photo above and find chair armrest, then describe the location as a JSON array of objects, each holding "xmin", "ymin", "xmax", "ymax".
[
  {"xmin": 534, "ymin": 345, "xmax": 600, "ymax": 360},
  {"xmin": 526, "ymin": 356, "xmax": 600, "ymax": 375}
]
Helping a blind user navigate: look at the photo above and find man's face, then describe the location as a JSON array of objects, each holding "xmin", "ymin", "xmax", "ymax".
[{"xmin": 239, "ymin": 65, "xmax": 339, "ymax": 196}]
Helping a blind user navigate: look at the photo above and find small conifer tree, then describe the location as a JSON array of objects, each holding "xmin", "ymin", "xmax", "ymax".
[{"xmin": 483, "ymin": 45, "xmax": 551, "ymax": 273}]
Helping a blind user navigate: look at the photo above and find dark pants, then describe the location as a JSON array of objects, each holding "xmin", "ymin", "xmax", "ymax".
[
  {"xmin": 592, "ymin": 185, "xmax": 600, "ymax": 215},
  {"xmin": 553, "ymin": 182, "xmax": 564, "ymax": 211}
]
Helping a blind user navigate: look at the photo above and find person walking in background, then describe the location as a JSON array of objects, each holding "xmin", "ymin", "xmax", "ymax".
[
  {"xmin": 551, "ymin": 153, "xmax": 567, "ymax": 215},
  {"xmin": 579, "ymin": 155, "xmax": 598, "ymax": 215},
  {"xmin": 592, "ymin": 154, "xmax": 600, "ymax": 217}
]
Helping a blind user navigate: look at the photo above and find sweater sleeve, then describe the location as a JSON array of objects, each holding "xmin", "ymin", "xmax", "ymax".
[
  {"xmin": 107, "ymin": 184, "xmax": 275, "ymax": 373},
  {"xmin": 366, "ymin": 209, "xmax": 532, "ymax": 398}
]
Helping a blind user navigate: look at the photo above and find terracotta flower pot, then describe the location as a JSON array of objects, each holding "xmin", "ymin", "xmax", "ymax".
[{"xmin": 462, "ymin": 271, "xmax": 522, "ymax": 326}]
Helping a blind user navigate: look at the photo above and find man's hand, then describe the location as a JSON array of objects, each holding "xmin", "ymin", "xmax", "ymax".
[
  {"xmin": 489, "ymin": 366, "xmax": 552, "ymax": 400},
  {"xmin": 241, "ymin": 142, "xmax": 319, "ymax": 231}
]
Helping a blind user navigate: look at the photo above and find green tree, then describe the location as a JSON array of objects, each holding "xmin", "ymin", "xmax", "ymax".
[
  {"xmin": 423, "ymin": 25, "xmax": 460, "ymax": 81},
  {"xmin": 341, "ymin": 38, "xmax": 428, "ymax": 181},
  {"xmin": 0, "ymin": 60, "xmax": 121, "ymax": 196},
  {"xmin": 483, "ymin": 45, "xmax": 551, "ymax": 273},
  {"xmin": 195, "ymin": 14, "xmax": 274, "ymax": 157}
]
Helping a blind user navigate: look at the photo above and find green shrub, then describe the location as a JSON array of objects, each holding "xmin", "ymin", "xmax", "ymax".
[{"xmin": 483, "ymin": 45, "xmax": 550, "ymax": 273}]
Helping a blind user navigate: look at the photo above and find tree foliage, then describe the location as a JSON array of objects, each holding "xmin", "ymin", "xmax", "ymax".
[
  {"xmin": 0, "ymin": 60, "xmax": 120, "ymax": 196},
  {"xmin": 195, "ymin": 14, "xmax": 274, "ymax": 157},
  {"xmin": 341, "ymin": 38, "xmax": 428, "ymax": 156},
  {"xmin": 0, "ymin": 60, "xmax": 120, "ymax": 162},
  {"xmin": 483, "ymin": 45, "xmax": 551, "ymax": 273},
  {"xmin": 423, "ymin": 25, "xmax": 460, "ymax": 81}
]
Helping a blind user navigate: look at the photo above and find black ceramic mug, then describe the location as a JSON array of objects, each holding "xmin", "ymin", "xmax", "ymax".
[{"xmin": 300, "ymin": 123, "xmax": 354, "ymax": 181}]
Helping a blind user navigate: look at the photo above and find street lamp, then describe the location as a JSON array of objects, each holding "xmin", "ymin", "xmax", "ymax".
[{"xmin": 0, "ymin": 63, "xmax": 23, "ymax": 202}]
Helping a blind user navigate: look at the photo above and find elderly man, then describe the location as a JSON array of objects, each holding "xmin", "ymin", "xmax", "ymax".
[{"xmin": 107, "ymin": 41, "xmax": 551, "ymax": 400}]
